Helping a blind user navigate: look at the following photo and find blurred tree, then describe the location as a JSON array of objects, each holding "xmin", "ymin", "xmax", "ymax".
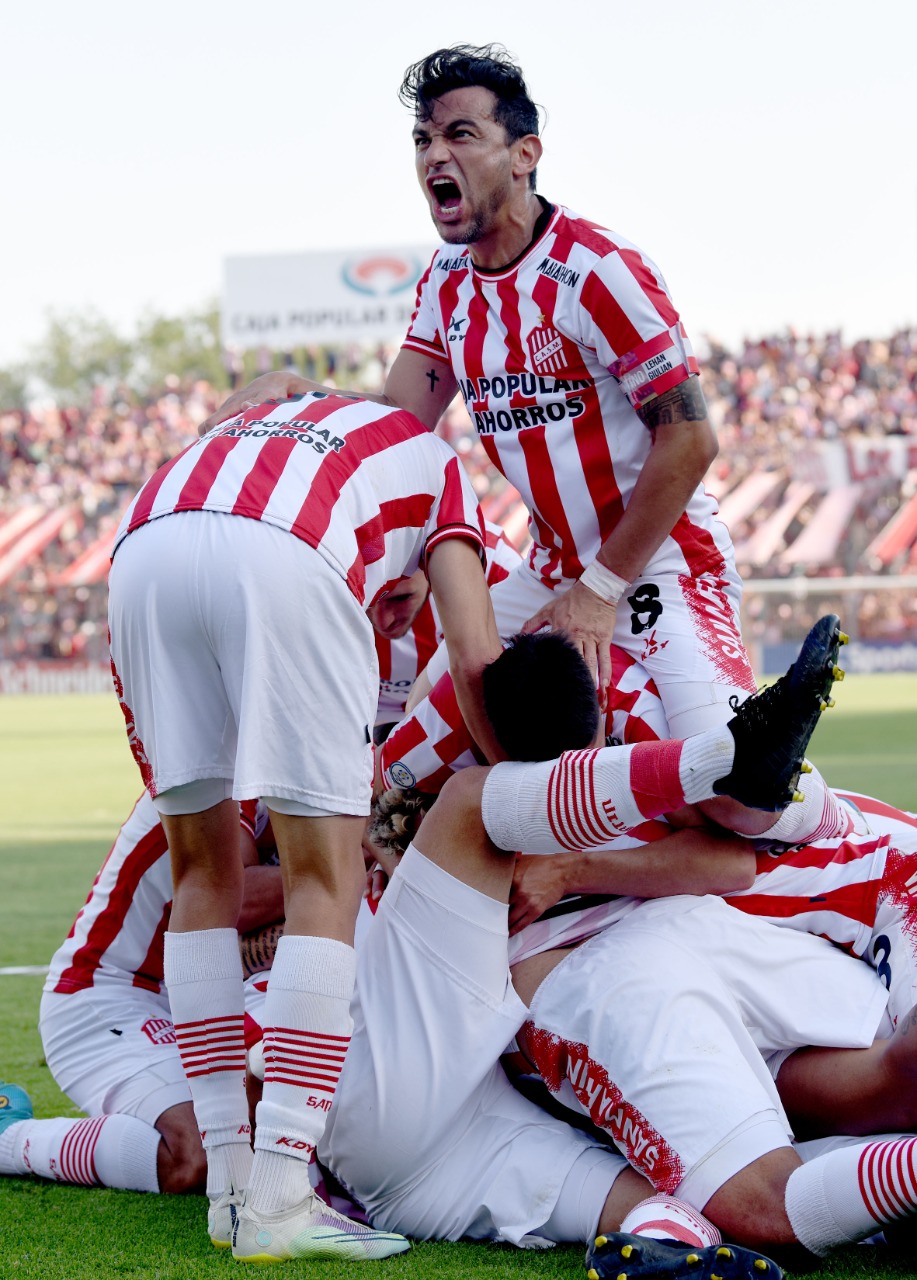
[
  {"xmin": 28, "ymin": 310, "xmax": 135, "ymax": 399},
  {"xmin": 4, "ymin": 303, "xmax": 230, "ymax": 405},
  {"xmin": 133, "ymin": 303, "xmax": 228, "ymax": 389},
  {"xmin": 0, "ymin": 364, "xmax": 29, "ymax": 411}
]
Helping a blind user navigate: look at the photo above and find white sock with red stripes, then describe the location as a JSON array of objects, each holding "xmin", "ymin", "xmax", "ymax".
[
  {"xmin": 163, "ymin": 928, "xmax": 251, "ymax": 1201},
  {"xmin": 0, "ymin": 1113, "xmax": 160, "ymax": 1191},
  {"xmin": 247, "ymin": 934, "xmax": 356, "ymax": 1215},
  {"xmin": 482, "ymin": 734, "xmax": 732, "ymax": 853},
  {"xmin": 785, "ymin": 1136, "xmax": 917, "ymax": 1254},
  {"xmin": 619, "ymin": 1193, "xmax": 722, "ymax": 1247},
  {"xmin": 755, "ymin": 765, "xmax": 852, "ymax": 844}
]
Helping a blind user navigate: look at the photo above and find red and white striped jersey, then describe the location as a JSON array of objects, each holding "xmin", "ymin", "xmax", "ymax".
[
  {"xmin": 45, "ymin": 793, "xmax": 259, "ymax": 995},
  {"xmin": 403, "ymin": 205, "xmax": 732, "ymax": 587},
  {"xmin": 374, "ymin": 520, "xmax": 522, "ymax": 726},
  {"xmin": 510, "ymin": 793, "xmax": 917, "ymax": 967},
  {"xmin": 380, "ymin": 643, "xmax": 664, "ymax": 793},
  {"xmin": 725, "ymin": 792, "xmax": 917, "ymax": 957},
  {"xmin": 112, "ymin": 393, "xmax": 485, "ymax": 608}
]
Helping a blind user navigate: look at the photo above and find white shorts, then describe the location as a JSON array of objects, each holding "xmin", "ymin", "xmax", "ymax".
[
  {"xmin": 39, "ymin": 986, "xmax": 190, "ymax": 1127},
  {"xmin": 318, "ymin": 846, "xmax": 625, "ymax": 1244},
  {"xmin": 108, "ymin": 513, "xmax": 377, "ymax": 813},
  {"xmin": 525, "ymin": 894, "xmax": 889, "ymax": 1209},
  {"xmin": 487, "ymin": 562, "xmax": 755, "ymax": 737}
]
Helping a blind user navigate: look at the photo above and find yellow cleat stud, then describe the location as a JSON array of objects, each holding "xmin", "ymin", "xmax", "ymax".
[
  {"xmin": 711, "ymin": 1273, "xmax": 724, "ymax": 1280},
  {"xmin": 617, "ymin": 1274, "xmax": 627, "ymax": 1280},
  {"xmin": 819, "ymin": 699, "xmax": 827, "ymax": 711},
  {"xmin": 621, "ymin": 1245, "xmax": 634, "ymax": 1258},
  {"xmin": 792, "ymin": 789, "xmax": 804, "ymax": 802},
  {"xmin": 587, "ymin": 1271, "xmax": 600, "ymax": 1280},
  {"xmin": 839, "ymin": 631, "xmax": 849, "ymax": 645},
  {"xmin": 800, "ymin": 760, "xmax": 813, "ymax": 773},
  {"xmin": 833, "ymin": 666, "xmax": 845, "ymax": 680},
  {"xmin": 595, "ymin": 1237, "xmax": 608, "ymax": 1248},
  {"xmin": 826, "ymin": 696, "xmax": 836, "ymax": 708},
  {"xmin": 685, "ymin": 1255, "xmax": 700, "ymax": 1265},
  {"xmin": 754, "ymin": 1261, "xmax": 769, "ymax": 1272},
  {"xmin": 717, "ymin": 1249, "xmax": 733, "ymax": 1259}
]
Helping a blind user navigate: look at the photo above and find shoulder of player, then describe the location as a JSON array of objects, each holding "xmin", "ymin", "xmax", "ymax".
[{"xmin": 549, "ymin": 205, "xmax": 656, "ymax": 277}]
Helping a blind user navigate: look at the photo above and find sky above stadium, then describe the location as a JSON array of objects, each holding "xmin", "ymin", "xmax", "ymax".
[{"xmin": 3, "ymin": 0, "xmax": 915, "ymax": 366}]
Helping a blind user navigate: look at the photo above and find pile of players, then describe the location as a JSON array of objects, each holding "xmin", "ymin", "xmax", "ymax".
[{"xmin": 3, "ymin": 42, "xmax": 917, "ymax": 1280}]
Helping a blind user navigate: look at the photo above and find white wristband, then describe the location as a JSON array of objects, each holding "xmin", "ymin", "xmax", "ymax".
[{"xmin": 579, "ymin": 560, "xmax": 629, "ymax": 606}]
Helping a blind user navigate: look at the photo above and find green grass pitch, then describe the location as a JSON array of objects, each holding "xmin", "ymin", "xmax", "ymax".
[{"xmin": 1, "ymin": 682, "xmax": 915, "ymax": 1278}]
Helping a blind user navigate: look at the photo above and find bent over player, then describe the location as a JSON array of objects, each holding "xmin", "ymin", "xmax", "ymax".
[{"xmin": 107, "ymin": 390, "xmax": 502, "ymax": 1263}]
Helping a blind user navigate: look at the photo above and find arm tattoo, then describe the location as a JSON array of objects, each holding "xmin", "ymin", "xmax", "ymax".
[
  {"xmin": 239, "ymin": 921, "xmax": 284, "ymax": 978},
  {"xmin": 637, "ymin": 375, "xmax": 708, "ymax": 429},
  {"xmin": 426, "ymin": 367, "xmax": 440, "ymax": 392}
]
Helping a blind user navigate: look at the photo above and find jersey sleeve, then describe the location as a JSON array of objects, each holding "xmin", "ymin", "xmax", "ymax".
[
  {"xmin": 379, "ymin": 667, "xmax": 478, "ymax": 794},
  {"xmin": 421, "ymin": 454, "xmax": 486, "ymax": 569},
  {"xmin": 401, "ymin": 251, "xmax": 450, "ymax": 364},
  {"xmin": 578, "ymin": 247, "xmax": 698, "ymax": 411}
]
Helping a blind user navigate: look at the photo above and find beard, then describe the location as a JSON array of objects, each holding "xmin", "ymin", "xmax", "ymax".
[{"xmin": 430, "ymin": 184, "xmax": 504, "ymax": 245}]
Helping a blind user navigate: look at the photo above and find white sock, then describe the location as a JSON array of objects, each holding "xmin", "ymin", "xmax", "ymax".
[
  {"xmin": 757, "ymin": 766, "xmax": 852, "ymax": 844},
  {"xmin": 482, "ymin": 734, "xmax": 733, "ymax": 853},
  {"xmin": 619, "ymin": 1193, "xmax": 722, "ymax": 1247},
  {"xmin": 785, "ymin": 1136, "xmax": 917, "ymax": 1255},
  {"xmin": 0, "ymin": 1113, "xmax": 160, "ymax": 1191},
  {"xmin": 248, "ymin": 935, "xmax": 356, "ymax": 1215},
  {"xmin": 163, "ymin": 928, "xmax": 252, "ymax": 1200}
]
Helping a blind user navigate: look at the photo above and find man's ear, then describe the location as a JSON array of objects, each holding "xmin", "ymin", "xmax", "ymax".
[{"xmin": 512, "ymin": 133, "xmax": 542, "ymax": 182}]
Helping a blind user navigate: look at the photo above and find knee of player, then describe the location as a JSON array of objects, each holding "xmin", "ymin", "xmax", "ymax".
[{"xmin": 702, "ymin": 1148, "xmax": 800, "ymax": 1249}]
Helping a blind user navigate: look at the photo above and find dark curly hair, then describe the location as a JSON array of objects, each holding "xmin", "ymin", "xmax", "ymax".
[{"xmin": 399, "ymin": 44, "xmax": 540, "ymax": 188}]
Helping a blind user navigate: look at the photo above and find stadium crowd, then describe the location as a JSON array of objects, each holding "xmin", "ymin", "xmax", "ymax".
[{"xmin": 2, "ymin": 326, "xmax": 917, "ymax": 663}]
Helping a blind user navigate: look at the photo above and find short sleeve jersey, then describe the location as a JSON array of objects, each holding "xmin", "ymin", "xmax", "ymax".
[
  {"xmin": 112, "ymin": 393, "xmax": 485, "ymax": 609},
  {"xmin": 402, "ymin": 205, "xmax": 732, "ymax": 587}
]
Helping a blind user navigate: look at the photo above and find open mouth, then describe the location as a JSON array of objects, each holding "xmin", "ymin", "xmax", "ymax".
[{"xmin": 429, "ymin": 176, "xmax": 463, "ymax": 216}]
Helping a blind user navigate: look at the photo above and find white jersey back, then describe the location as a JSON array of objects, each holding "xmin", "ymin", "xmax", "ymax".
[
  {"xmin": 113, "ymin": 393, "xmax": 484, "ymax": 608},
  {"xmin": 403, "ymin": 205, "xmax": 733, "ymax": 587}
]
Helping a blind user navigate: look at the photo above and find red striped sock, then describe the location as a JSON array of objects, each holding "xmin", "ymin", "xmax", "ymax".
[{"xmin": 786, "ymin": 1136, "xmax": 917, "ymax": 1255}]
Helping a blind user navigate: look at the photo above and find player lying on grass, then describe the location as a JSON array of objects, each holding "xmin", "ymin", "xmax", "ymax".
[{"xmin": 313, "ymin": 637, "xmax": 917, "ymax": 1276}]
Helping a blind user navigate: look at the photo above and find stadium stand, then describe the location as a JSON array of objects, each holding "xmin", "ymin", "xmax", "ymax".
[{"xmin": 1, "ymin": 327, "xmax": 916, "ymax": 672}]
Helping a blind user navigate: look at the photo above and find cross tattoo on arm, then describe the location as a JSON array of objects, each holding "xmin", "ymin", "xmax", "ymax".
[{"xmin": 426, "ymin": 368, "xmax": 440, "ymax": 392}]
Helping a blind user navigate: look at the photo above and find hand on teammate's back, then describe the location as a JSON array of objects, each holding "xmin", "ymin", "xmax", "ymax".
[{"xmin": 197, "ymin": 371, "xmax": 318, "ymax": 435}]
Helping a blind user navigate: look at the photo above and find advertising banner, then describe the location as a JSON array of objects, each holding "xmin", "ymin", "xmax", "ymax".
[{"xmin": 221, "ymin": 246, "xmax": 433, "ymax": 350}]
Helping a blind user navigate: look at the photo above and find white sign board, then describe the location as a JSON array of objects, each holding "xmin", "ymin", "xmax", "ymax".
[{"xmin": 221, "ymin": 246, "xmax": 433, "ymax": 350}]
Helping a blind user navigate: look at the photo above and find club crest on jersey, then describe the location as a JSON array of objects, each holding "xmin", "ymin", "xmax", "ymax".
[
  {"xmin": 142, "ymin": 1017, "xmax": 177, "ymax": 1046},
  {"xmin": 528, "ymin": 323, "xmax": 571, "ymax": 377}
]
